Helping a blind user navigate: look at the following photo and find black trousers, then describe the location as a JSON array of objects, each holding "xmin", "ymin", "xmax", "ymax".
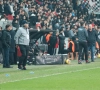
[
  {"xmin": 9, "ymin": 52, "xmax": 14, "ymax": 65},
  {"xmin": 3, "ymin": 47, "xmax": 10, "ymax": 67},
  {"xmin": 18, "ymin": 45, "xmax": 29, "ymax": 67},
  {"xmin": 59, "ymin": 43, "xmax": 64, "ymax": 54},
  {"xmin": 14, "ymin": 48, "xmax": 18, "ymax": 64},
  {"xmin": 48, "ymin": 45, "xmax": 54, "ymax": 55},
  {"xmin": 0, "ymin": 48, "xmax": 3, "ymax": 63},
  {"xmin": 78, "ymin": 42, "xmax": 88, "ymax": 61}
]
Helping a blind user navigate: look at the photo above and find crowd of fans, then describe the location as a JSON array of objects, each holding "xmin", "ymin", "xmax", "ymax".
[
  {"xmin": 0, "ymin": 0, "xmax": 100, "ymax": 68},
  {"xmin": 0, "ymin": 0, "xmax": 99, "ymax": 30}
]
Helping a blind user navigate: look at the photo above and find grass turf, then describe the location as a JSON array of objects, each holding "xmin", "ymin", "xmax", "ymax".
[{"xmin": 0, "ymin": 59, "xmax": 100, "ymax": 90}]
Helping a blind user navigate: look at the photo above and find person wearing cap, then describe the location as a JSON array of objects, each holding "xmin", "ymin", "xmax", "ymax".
[
  {"xmin": 14, "ymin": 21, "xmax": 30, "ymax": 70},
  {"xmin": 2, "ymin": 24, "xmax": 12, "ymax": 68}
]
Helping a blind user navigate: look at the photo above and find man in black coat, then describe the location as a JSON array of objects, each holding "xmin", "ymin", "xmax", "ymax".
[
  {"xmin": 12, "ymin": 19, "xmax": 20, "ymax": 30},
  {"xmin": 48, "ymin": 33, "xmax": 57, "ymax": 55},
  {"xmin": 0, "ymin": 1, "xmax": 3, "ymax": 15},
  {"xmin": 88, "ymin": 24, "xmax": 98, "ymax": 62},
  {"xmin": 9, "ymin": 30, "xmax": 15, "ymax": 65},
  {"xmin": 2, "ymin": 25, "xmax": 12, "ymax": 68},
  {"xmin": 97, "ymin": 26, "xmax": 100, "ymax": 53},
  {"xmin": 59, "ymin": 27, "xmax": 65, "ymax": 54},
  {"xmin": 4, "ymin": 3, "xmax": 12, "ymax": 15},
  {"xmin": 78, "ymin": 22, "xmax": 89, "ymax": 64},
  {"xmin": 0, "ymin": 26, "xmax": 3, "ymax": 63}
]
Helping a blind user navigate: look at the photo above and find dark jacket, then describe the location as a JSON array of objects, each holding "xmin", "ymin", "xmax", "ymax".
[
  {"xmin": 59, "ymin": 33, "xmax": 65, "ymax": 44},
  {"xmin": 2, "ymin": 30, "xmax": 11, "ymax": 48},
  {"xmin": 0, "ymin": 4, "xmax": 3, "ymax": 14},
  {"xmin": 78, "ymin": 27, "xmax": 88, "ymax": 42},
  {"xmin": 48, "ymin": 34, "xmax": 57, "ymax": 48},
  {"xmin": 64, "ymin": 30, "xmax": 69, "ymax": 37},
  {"xmin": 42, "ymin": 35, "xmax": 47, "ymax": 44},
  {"xmin": 4, "ymin": 4, "xmax": 12, "ymax": 15},
  {"xmin": 0, "ymin": 31, "xmax": 2, "ymax": 48},
  {"xmin": 9, "ymin": 30, "xmax": 15, "ymax": 52},
  {"xmin": 12, "ymin": 20, "xmax": 20, "ymax": 30},
  {"xmin": 59, "ymin": 33, "xmax": 65, "ymax": 54},
  {"xmin": 74, "ymin": 40, "xmax": 79, "ymax": 52},
  {"xmin": 97, "ymin": 32, "xmax": 100, "ymax": 44},
  {"xmin": 88, "ymin": 29, "xmax": 98, "ymax": 46},
  {"xmin": 68, "ymin": 30, "xmax": 74, "ymax": 38}
]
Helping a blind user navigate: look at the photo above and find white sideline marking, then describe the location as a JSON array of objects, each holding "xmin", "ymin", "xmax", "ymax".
[{"xmin": 0, "ymin": 67, "xmax": 100, "ymax": 84}]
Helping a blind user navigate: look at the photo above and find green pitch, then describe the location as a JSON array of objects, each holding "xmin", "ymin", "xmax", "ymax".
[{"xmin": 0, "ymin": 59, "xmax": 100, "ymax": 90}]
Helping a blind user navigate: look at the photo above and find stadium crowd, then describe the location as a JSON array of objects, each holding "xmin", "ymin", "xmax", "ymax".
[{"xmin": 0, "ymin": 0, "xmax": 100, "ymax": 69}]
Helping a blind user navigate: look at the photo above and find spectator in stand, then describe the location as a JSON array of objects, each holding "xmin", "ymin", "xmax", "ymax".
[
  {"xmin": 20, "ymin": 15, "xmax": 27, "ymax": 26},
  {"xmin": 19, "ymin": 10, "xmax": 28, "ymax": 26},
  {"xmin": 68, "ymin": 25, "xmax": 74, "ymax": 39},
  {"xmin": 0, "ymin": 15, "xmax": 7, "ymax": 21},
  {"xmin": 12, "ymin": 19, "xmax": 20, "ymax": 30},
  {"xmin": 0, "ymin": 1, "xmax": 3, "ymax": 15},
  {"xmin": 4, "ymin": 1, "xmax": 12, "ymax": 15}
]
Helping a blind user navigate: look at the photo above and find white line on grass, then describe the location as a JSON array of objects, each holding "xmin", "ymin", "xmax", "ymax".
[{"xmin": 0, "ymin": 66, "xmax": 100, "ymax": 85}]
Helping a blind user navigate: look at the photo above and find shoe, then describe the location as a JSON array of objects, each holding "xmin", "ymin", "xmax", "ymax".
[
  {"xmin": 18, "ymin": 67, "xmax": 23, "ymax": 70},
  {"xmin": 6, "ymin": 66, "xmax": 13, "ymax": 68},
  {"xmin": 18, "ymin": 64, "xmax": 23, "ymax": 70},
  {"xmin": 78, "ymin": 60, "xmax": 82, "ymax": 64},
  {"xmin": 3, "ymin": 65, "xmax": 13, "ymax": 68},
  {"xmin": 18, "ymin": 66, "xmax": 23, "ymax": 70},
  {"xmin": 86, "ymin": 60, "xmax": 90, "ymax": 63},
  {"xmin": 78, "ymin": 62, "xmax": 82, "ymax": 64},
  {"xmin": 94, "ymin": 56, "xmax": 97, "ymax": 59},
  {"xmin": 91, "ymin": 60, "xmax": 94, "ymax": 62},
  {"xmin": 22, "ymin": 67, "xmax": 27, "ymax": 70},
  {"xmin": 3, "ymin": 66, "xmax": 6, "ymax": 68}
]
